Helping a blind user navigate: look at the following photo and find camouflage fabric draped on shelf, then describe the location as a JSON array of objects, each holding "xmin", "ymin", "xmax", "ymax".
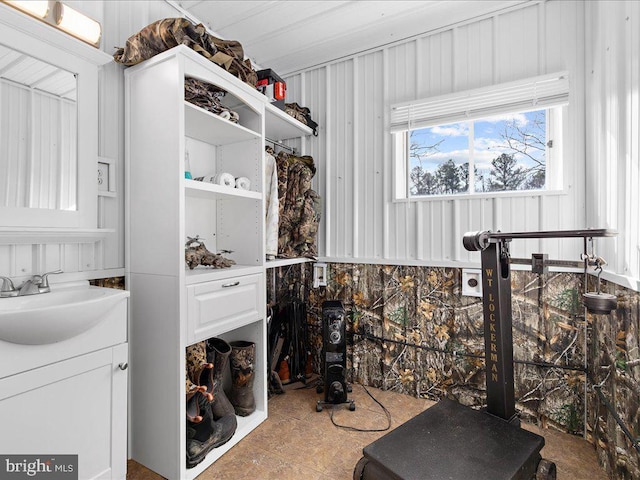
[
  {"xmin": 113, "ymin": 18, "xmax": 258, "ymax": 87},
  {"xmin": 284, "ymin": 103, "xmax": 319, "ymax": 136},
  {"xmin": 184, "ymin": 77, "xmax": 239, "ymax": 122},
  {"xmin": 276, "ymin": 152, "xmax": 320, "ymax": 258}
]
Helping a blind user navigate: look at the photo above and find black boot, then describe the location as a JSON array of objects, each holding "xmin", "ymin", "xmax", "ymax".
[
  {"xmin": 186, "ymin": 394, "xmax": 225, "ymax": 468},
  {"xmin": 207, "ymin": 338, "xmax": 238, "ymax": 421},
  {"xmin": 206, "ymin": 338, "xmax": 237, "ymax": 443}
]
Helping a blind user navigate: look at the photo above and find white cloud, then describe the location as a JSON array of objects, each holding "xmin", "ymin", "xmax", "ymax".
[
  {"xmin": 482, "ymin": 112, "xmax": 528, "ymax": 127},
  {"xmin": 474, "ymin": 136, "xmax": 506, "ymax": 151},
  {"xmin": 430, "ymin": 124, "xmax": 468, "ymax": 137}
]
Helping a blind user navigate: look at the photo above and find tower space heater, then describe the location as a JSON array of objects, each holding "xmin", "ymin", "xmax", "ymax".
[{"xmin": 316, "ymin": 300, "xmax": 355, "ymax": 412}]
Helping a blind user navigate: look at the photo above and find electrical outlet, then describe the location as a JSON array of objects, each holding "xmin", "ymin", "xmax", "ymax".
[
  {"xmin": 462, "ymin": 269, "xmax": 482, "ymax": 297},
  {"xmin": 313, "ymin": 263, "xmax": 327, "ymax": 288},
  {"xmin": 97, "ymin": 162, "xmax": 109, "ymax": 191}
]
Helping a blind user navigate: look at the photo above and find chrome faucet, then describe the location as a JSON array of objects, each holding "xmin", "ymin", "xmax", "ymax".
[
  {"xmin": 0, "ymin": 277, "xmax": 17, "ymax": 297},
  {"xmin": 16, "ymin": 270, "xmax": 63, "ymax": 296}
]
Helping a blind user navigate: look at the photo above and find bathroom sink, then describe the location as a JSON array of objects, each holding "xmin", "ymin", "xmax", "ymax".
[{"xmin": 0, "ymin": 285, "xmax": 129, "ymax": 345}]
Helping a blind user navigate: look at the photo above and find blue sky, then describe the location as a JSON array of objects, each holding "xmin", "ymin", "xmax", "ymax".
[{"xmin": 409, "ymin": 110, "xmax": 546, "ymax": 177}]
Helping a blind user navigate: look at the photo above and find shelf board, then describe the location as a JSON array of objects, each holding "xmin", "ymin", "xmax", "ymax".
[
  {"xmin": 0, "ymin": 228, "xmax": 114, "ymax": 245},
  {"xmin": 264, "ymin": 102, "xmax": 313, "ymax": 141},
  {"xmin": 185, "ymin": 179, "xmax": 261, "ymax": 200},
  {"xmin": 184, "ymin": 264, "xmax": 264, "ymax": 285},
  {"xmin": 265, "ymin": 257, "xmax": 314, "ymax": 268},
  {"xmin": 185, "ymin": 102, "xmax": 260, "ymax": 145}
]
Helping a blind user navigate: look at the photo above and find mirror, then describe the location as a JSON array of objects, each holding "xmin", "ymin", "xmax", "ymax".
[
  {"xmin": 0, "ymin": 1, "xmax": 111, "ymax": 231},
  {"xmin": 0, "ymin": 43, "xmax": 77, "ymax": 211}
]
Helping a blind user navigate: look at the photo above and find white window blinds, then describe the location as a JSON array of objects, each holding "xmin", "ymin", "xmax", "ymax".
[{"xmin": 390, "ymin": 71, "xmax": 569, "ymax": 132}]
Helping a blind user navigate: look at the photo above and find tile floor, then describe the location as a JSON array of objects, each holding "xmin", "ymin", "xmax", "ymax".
[{"xmin": 128, "ymin": 383, "xmax": 609, "ymax": 479}]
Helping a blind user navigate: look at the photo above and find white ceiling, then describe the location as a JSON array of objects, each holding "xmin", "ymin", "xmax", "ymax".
[{"xmin": 177, "ymin": 0, "xmax": 529, "ymax": 75}]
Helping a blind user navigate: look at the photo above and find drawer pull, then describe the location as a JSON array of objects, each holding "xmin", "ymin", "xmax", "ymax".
[
  {"xmin": 118, "ymin": 362, "xmax": 128, "ymax": 371},
  {"xmin": 222, "ymin": 281, "xmax": 240, "ymax": 288}
]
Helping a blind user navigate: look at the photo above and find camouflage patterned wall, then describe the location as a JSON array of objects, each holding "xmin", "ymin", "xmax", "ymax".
[
  {"xmin": 90, "ymin": 277, "xmax": 126, "ymax": 290},
  {"xmin": 587, "ymin": 277, "xmax": 640, "ymax": 479},
  {"xmin": 268, "ymin": 263, "xmax": 640, "ymax": 479}
]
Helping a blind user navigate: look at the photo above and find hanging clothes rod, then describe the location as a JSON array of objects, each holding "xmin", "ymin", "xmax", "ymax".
[{"xmin": 265, "ymin": 137, "xmax": 295, "ymax": 153}]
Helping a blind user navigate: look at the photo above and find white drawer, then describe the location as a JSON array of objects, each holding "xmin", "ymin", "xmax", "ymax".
[{"xmin": 186, "ymin": 273, "xmax": 264, "ymax": 344}]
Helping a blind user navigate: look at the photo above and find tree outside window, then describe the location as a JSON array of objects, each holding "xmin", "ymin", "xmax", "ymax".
[{"xmin": 407, "ymin": 109, "xmax": 547, "ymax": 197}]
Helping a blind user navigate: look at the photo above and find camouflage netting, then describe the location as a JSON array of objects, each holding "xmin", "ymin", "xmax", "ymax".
[{"xmin": 269, "ymin": 263, "xmax": 640, "ymax": 479}]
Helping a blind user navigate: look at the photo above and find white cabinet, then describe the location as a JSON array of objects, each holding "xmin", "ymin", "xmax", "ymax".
[
  {"xmin": 0, "ymin": 345, "xmax": 128, "ymax": 480},
  {"xmin": 0, "ymin": 289, "xmax": 129, "ymax": 480},
  {"xmin": 126, "ymin": 45, "xmax": 271, "ymax": 479}
]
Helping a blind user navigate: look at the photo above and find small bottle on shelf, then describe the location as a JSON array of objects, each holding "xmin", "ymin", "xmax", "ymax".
[{"xmin": 185, "ymin": 150, "xmax": 193, "ymax": 180}]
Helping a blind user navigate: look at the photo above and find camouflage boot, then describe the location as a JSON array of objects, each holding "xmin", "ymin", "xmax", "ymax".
[
  {"xmin": 185, "ymin": 363, "xmax": 204, "ymax": 424},
  {"xmin": 186, "ymin": 341, "xmax": 214, "ymax": 401},
  {"xmin": 228, "ymin": 341, "xmax": 256, "ymax": 416}
]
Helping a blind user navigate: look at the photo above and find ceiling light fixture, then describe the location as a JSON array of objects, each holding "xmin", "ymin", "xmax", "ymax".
[
  {"xmin": 3, "ymin": 0, "xmax": 49, "ymax": 18},
  {"xmin": 53, "ymin": 2, "xmax": 101, "ymax": 48},
  {"xmin": 1, "ymin": 0, "xmax": 101, "ymax": 48}
]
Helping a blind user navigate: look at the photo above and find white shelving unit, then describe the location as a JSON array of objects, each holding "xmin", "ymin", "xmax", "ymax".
[
  {"xmin": 126, "ymin": 45, "xmax": 313, "ymax": 479},
  {"xmin": 125, "ymin": 45, "xmax": 269, "ymax": 480}
]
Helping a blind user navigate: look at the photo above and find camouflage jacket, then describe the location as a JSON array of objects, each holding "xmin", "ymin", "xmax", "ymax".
[{"xmin": 276, "ymin": 153, "xmax": 321, "ymax": 258}]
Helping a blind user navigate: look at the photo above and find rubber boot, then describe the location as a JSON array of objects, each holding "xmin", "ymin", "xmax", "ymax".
[
  {"xmin": 229, "ymin": 340, "xmax": 256, "ymax": 416},
  {"xmin": 205, "ymin": 338, "xmax": 237, "ymax": 442},
  {"xmin": 186, "ymin": 394, "xmax": 225, "ymax": 469}
]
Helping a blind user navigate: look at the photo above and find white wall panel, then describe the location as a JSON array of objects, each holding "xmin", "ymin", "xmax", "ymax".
[
  {"xmin": 291, "ymin": 0, "xmax": 590, "ymax": 272},
  {"xmin": 452, "ymin": 19, "xmax": 494, "ymax": 92},
  {"xmin": 422, "ymin": 31, "xmax": 454, "ymax": 99},
  {"xmin": 494, "ymin": 5, "xmax": 540, "ymax": 83},
  {"xmin": 356, "ymin": 51, "xmax": 385, "ymax": 260},
  {"xmin": 327, "ymin": 60, "xmax": 355, "ymax": 258},
  {"xmin": 585, "ymin": 1, "xmax": 640, "ymax": 288}
]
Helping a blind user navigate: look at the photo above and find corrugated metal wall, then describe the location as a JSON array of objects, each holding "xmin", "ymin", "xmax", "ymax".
[
  {"xmin": 3, "ymin": 0, "xmax": 637, "ymax": 289},
  {"xmin": 287, "ymin": 0, "xmax": 590, "ymax": 268},
  {"xmin": 585, "ymin": 1, "xmax": 640, "ymax": 289}
]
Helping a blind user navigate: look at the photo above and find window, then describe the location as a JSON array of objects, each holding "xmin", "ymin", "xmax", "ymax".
[{"xmin": 391, "ymin": 72, "xmax": 569, "ymax": 199}]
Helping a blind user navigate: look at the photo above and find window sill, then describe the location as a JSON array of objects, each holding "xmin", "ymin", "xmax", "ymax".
[{"xmin": 393, "ymin": 189, "xmax": 567, "ymax": 203}]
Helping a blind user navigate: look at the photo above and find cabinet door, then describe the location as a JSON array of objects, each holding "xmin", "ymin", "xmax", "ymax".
[
  {"xmin": 0, "ymin": 345, "xmax": 128, "ymax": 480},
  {"xmin": 111, "ymin": 343, "xmax": 128, "ymax": 480},
  {"xmin": 187, "ymin": 273, "xmax": 265, "ymax": 344}
]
